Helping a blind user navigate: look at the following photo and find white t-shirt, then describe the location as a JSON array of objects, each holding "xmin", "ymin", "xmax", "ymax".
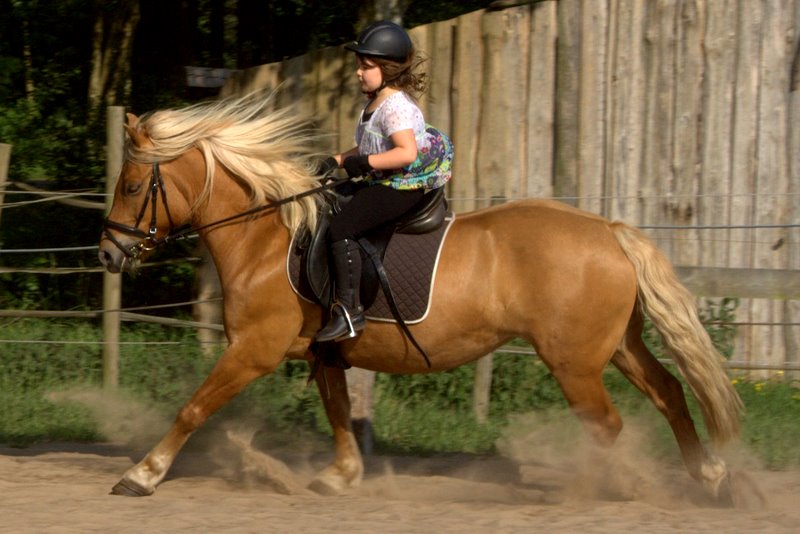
[
  {"xmin": 354, "ymin": 91, "xmax": 427, "ymax": 156},
  {"xmin": 353, "ymin": 91, "xmax": 453, "ymax": 190}
]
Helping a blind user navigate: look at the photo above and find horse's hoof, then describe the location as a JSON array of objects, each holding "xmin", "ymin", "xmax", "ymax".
[
  {"xmin": 110, "ymin": 478, "xmax": 153, "ymax": 497},
  {"xmin": 307, "ymin": 476, "xmax": 346, "ymax": 496}
]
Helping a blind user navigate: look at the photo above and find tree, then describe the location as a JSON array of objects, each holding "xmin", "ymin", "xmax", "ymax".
[
  {"xmin": 358, "ymin": 0, "xmax": 412, "ymax": 27},
  {"xmin": 87, "ymin": 0, "xmax": 141, "ymax": 127},
  {"xmin": 0, "ymin": 0, "xmax": 494, "ymax": 310}
]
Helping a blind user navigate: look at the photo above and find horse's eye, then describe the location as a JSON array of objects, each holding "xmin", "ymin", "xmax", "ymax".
[{"xmin": 125, "ymin": 181, "xmax": 142, "ymax": 195}]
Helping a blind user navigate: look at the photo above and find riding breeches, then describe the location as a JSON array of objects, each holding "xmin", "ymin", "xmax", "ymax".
[{"xmin": 328, "ymin": 184, "xmax": 425, "ymax": 241}]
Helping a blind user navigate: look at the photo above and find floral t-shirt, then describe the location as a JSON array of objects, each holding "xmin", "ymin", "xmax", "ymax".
[{"xmin": 354, "ymin": 91, "xmax": 452, "ymax": 190}]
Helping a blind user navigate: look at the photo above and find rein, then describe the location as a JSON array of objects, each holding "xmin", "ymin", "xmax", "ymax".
[
  {"xmin": 104, "ymin": 160, "xmax": 432, "ymax": 369},
  {"xmin": 103, "ymin": 161, "xmax": 349, "ymax": 260}
]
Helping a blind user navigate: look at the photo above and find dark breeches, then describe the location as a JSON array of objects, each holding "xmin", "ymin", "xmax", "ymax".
[{"xmin": 329, "ymin": 184, "xmax": 424, "ymax": 241}]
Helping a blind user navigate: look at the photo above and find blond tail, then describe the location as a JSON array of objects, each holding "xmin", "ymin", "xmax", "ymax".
[{"xmin": 611, "ymin": 222, "xmax": 743, "ymax": 446}]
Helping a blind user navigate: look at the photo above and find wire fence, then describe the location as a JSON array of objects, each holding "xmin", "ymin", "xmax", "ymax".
[{"xmin": 1, "ymin": 184, "xmax": 797, "ymax": 372}]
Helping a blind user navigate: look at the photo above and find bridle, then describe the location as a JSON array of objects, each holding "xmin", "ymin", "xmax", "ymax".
[
  {"xmin": 103, "ymin": 160, "xmax": 431, "ymax": 367},
  {"xmin": 103, "ymin": 162, "xmax": 176, "ymax": 261},
  {"xmin": 102, "ymin": 161, "xmax": 347, "ymax": 261}
]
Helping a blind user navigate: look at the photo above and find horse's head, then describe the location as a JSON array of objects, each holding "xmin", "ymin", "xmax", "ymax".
[
  {"xmin": 99, "ymin": 114, "xmax": 194, "ymax": 273},
  {"xmin": 99, "ymin": 93, "xmax": 328, "ymax": 274}
]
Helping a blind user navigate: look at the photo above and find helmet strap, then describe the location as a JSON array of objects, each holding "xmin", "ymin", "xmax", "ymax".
[{"xmin": 364, "ymin": 80, "xmax": 388, "ymax": 100}]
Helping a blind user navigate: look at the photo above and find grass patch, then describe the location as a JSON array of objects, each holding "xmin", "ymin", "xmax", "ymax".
[{"xmin": 1, "ymin": 318, "xmax": 798, "ymax": 471}]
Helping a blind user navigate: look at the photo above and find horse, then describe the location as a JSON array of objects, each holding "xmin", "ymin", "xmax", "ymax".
[{"xmin": 98, "ymin": 92, "xmax": 743, "ymax": 502}]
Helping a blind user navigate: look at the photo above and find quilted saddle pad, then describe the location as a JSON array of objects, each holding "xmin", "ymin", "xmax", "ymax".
[{"xmin": 287, "ymin": 214, "xmax": 455, "ymax": 324}]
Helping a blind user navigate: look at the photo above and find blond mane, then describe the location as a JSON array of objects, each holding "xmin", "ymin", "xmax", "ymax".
[{"xmin": 126, "ymin": 90, "xmax": 328, "ymax": 235}]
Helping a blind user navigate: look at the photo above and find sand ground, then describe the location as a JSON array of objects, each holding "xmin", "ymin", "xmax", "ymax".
[{"xmin": 1, "ymin": 433, "xmax": 798, "ymax": 534}]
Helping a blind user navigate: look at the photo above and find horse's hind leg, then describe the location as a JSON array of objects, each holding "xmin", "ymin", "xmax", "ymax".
[
  {"xmin": 307, "ymin": 365, "xmax": 364, "ymax": 495},
  {"xmin": 551, "ymin": 368, "xmax": 623, "ymax": 447},
  {"xmin": 547, "ymin": 360, "xmax": 628, "ymax": 497},
  {"xmin": 611, "ymin": 310, "xmax": 728, "ymax": 497}
]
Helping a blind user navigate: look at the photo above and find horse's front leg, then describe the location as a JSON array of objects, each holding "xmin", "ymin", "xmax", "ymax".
[
  {"xmin": 307, "ymin": 365, "xmax": 364, "ymax": 495},
  {"xmin": 111, "ymin": 342, "xmax": 274, "ymax": 496}
]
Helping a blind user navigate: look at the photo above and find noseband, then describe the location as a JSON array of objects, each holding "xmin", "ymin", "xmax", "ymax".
[{"xmin": 103, "ymin": 162, "xmax": 176, "ymax": 260}]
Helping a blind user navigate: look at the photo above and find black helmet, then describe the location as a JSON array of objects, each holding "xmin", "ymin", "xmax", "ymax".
[{"xmin": 345, "ymin": 20, "xmax": 413, "ymax": 62}]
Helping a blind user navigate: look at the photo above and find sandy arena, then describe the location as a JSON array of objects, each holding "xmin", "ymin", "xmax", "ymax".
[{"xmin": 1, "ymin": 416, "xmax": 798, "ymax": 533}]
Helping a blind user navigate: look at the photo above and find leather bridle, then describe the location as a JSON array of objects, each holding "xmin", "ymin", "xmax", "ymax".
[
  {"xmin": 102, "ymin": 161, "xmax": 348, "ymax": 261},
  {"xmin": 103, "ymin": 162, "xmax": 176, "ymax": 261}
]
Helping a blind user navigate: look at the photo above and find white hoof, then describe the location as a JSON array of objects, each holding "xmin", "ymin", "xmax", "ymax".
[
  {"xmin": 308, "ymin": 463, "xmax": 363, "ymax": 496},
  {"xmin": 699, "ymin": 456, "xmax": 728, "ymax": 499}
]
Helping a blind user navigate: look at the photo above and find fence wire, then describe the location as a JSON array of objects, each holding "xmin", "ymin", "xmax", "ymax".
[{"xmin": 0, "ymin": 187, "xmax": 796, "ymax": 372}]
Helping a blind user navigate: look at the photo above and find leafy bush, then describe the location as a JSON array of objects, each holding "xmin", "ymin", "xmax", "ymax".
[
  {"xmin": 1, "ymin": 312, "xmax": 798, "ymax": 470},
  {"xmin": 734, "ymin": 378, "xmax": 800, "ymax": 468},
  {"xmin": 0, "ymin": 319, "xmax": 104, "ymax": 445}
]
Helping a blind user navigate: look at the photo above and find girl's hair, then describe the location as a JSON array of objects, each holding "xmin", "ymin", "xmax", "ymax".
[{"xmin": 363, "ymin": 50, "xmax": 428, "ymax": 100}]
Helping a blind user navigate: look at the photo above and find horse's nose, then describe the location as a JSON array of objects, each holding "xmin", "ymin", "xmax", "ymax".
[{"xmin": 98, "ymin": 247, "xmax": 121, "ymax": 273}]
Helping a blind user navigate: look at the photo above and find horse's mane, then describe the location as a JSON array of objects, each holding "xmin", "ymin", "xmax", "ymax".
[{"xmin": 127, "ymin": 90, "xmax": 328, "ymax": 235}]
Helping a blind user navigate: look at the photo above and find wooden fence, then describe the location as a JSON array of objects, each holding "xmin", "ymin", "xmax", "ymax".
[
  {"xmin": 220, "ymin": 0, "xmax": 799, "ymax": 369},
  {"xmin": 3, "ymin": 2, "xmax": 798, "ymax": 428}
]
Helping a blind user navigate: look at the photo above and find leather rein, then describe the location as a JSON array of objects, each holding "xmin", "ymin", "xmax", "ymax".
[
  {"xmin": 102, "ymin": 161, "xmax": 347, "ymax": 260},
  {"xmin": 103, "ymin": 160, "xmax": 431, "ymax": 369}
]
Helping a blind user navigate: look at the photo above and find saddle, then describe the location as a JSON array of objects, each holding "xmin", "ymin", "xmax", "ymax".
[{"xmin": 287, "ymin": 185, "xmax": 454, "ymax": 369}]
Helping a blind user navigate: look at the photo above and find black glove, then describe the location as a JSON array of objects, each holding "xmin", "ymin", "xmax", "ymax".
[
  {"xmin": 343, "ymin": 154, "xmax": 373, "ymax": 178},
  {"xmin": 317, "ymin": 156, "xmax": 339, "ymax": 176}
]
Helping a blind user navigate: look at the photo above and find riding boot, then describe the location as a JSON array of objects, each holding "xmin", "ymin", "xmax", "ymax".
[{"xmin": 316, "ymin": 239, "xmax": 365, "ymax": 342}]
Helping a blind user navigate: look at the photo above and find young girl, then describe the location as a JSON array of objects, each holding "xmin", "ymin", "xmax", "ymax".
[{"xmin": 316, "ymin": 20, "xmax": 453, "ymax": 343}]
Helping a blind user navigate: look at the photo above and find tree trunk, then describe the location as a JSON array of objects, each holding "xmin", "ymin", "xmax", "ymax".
[
  {"xmin": 22, "ymin": 17, "xmax": 35, "ymax": 100},
  {"xmin": 236, "ymin": 0, "xmax": 269, "ymax": 68},
  {"xmin": 359, "ymin": 0, "xmax": 412, "ymax": 27},
  {"xmin": 209, "ymin": 0, "xmax": 225, "ymax": 67},
  {"xmin": 87, "ymin": 0, "xmax": 141, "ymax": 125}
]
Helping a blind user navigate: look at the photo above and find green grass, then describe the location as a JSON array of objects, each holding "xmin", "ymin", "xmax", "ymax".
[{"xmin": 0, "ymin": 318, "xmax": 798, "ymax": 471}]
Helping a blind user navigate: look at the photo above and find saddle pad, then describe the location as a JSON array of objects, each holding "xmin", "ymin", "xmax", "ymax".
[{"xmin": 287, "ymin": 214, "xmax": 455, "ymax": 324}]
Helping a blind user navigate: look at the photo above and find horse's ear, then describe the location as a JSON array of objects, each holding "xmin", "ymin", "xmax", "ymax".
[{"xmin": 124, "ymin": 113, "xmax": 148, "ymax": 147}]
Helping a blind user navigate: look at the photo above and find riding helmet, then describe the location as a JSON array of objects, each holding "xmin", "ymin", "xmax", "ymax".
[{"xmin": 345, "ymin": 20, "xmax": 413, "ymax": 62}]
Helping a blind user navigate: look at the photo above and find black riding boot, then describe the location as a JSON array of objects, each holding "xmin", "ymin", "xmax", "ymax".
[{"xmin": 316, "ymin": 239, "xmax": 365, "ymax": 342}]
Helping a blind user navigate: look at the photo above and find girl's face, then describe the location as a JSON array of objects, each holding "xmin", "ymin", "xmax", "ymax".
[{"xmin": 356, "ymin": 56, "xmax": 383, "ymax": 94}]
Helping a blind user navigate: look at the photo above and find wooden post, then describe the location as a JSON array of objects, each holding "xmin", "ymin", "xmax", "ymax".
[
  {"xmin": 346, "ymin": 368, "xmax": 375, "ymax": 455},
  {"xmin": 0, "ymin": 143, "xmax": 11, "ymax": 227},
  {"xmin": 473, "ymin": 354, "xmax": 493, "ymax": 423},
  {"xmin": 103, "ymin": 106, "xmax": 125, "ymax": 388},
  {"xmin": 472, "ymin": 195, "xmax": 506, "ymax": 423},
  {"xmin": 553, "ymin": 0, "xmax": 580, "ymax": 207},
  {"xmin": 193, "ymin": 243, "xmax": 224, "ymax": 359}
]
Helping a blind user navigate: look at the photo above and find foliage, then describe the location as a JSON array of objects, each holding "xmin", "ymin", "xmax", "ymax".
[
  {"xmin": 0, "ymin": 0, "xmax": 103, "ymax": 186},
  {"xmin": 697, "ymin": 297, "xmax": 740, "ymax": 358},
  {"xmin": 2, "ymin": 312, "xmax": 799, "ymax": 471},
  {"xmin": 0, "ymin": 0, "xmax": 495, "ymax": 312},
  {"xmin": 405, "ymin": 0, "xmax": 494, "ymax": 27},
  {"xmin": 374, "ymin": 396, "xmax": 500, "ymax": 454},
  {"xmin": 0, "ymin": 318, "xmax": 104, "ymax": 445},
  {"xmin": 643, "ymin": 297, "xmax": 739, "ymax": 360},
  {"xmin": 734, "ymin": 377, "xmax": 800, "ymax": 468}
]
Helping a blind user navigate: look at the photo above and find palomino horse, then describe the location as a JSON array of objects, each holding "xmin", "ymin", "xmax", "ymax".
[{"xmin": 99, "ymin": 93, "xmax": 743, "ymax": 502}]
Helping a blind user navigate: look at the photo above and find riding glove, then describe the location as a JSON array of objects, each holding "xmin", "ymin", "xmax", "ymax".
[
  {"xmin": 318, "ymin": 156, "xmax": 339, "ymax": 176},
  {"xmin": 343, "ymin": 155, "xmax": 373, "ymax": 178}
]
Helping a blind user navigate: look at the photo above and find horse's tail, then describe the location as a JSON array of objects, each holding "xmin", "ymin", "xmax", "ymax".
[{"xmin": 611, "ymin": 222, "xmax": 743, "ymax": 446}]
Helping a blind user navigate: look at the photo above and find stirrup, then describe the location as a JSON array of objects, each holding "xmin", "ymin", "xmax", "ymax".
[
  {"xmin": 333, "ymin": 301, "xmax": 364, "ymax": 340},
  {"xmin": 316, "ymin": 301, "xmax": 364, "ymax": 342}
]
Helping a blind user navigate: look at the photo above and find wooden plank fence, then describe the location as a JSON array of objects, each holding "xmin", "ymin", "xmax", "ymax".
[{"xmin": 220, "ymin": 0, "xmax": 799, "ymax": 368}]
